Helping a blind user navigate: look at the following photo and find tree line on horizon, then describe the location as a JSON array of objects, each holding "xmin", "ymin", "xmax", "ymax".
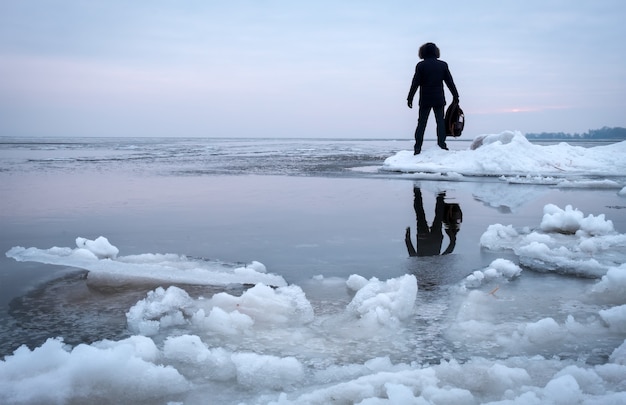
[{"xmin": 525, "ymin": 126, "xmax": 626, "ymax": 140}]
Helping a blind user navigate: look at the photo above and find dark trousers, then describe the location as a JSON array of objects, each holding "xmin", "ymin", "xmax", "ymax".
[{"xmin": 414, "ymin": 105, "xmax": 446, "ymax": 153}]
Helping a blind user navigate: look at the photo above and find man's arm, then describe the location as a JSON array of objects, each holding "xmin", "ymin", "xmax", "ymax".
[
  {"xmin": 443, "ymin": 64, "xmax": 459, "ymax": 102},
  {"xmin": 407, "ymin": 65, "xmax": 420, "ymax": 108}
]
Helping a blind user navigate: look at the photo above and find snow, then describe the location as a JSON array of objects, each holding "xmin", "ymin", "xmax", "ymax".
[{"xmin": 381, "ymin": 131, "xmax": 626, "ymax": 187}]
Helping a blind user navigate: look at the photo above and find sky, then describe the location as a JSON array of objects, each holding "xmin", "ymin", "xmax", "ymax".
[{"xmin": 0, "ymin": 0, "xmax": 625, "ymax": 139}]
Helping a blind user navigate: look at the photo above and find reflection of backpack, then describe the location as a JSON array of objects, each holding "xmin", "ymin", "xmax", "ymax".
[
  {"xmin": 445, "ymin": 101, "xmax": 465, "ymax": 137},
  {"xmin": 443, "ymin": 203, "xmax": 463, "ymax": 226}
]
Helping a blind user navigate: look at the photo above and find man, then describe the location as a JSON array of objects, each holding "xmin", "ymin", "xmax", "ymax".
[{"xmin": 407, "ymin": 42, "xmax": 459, "ymax": 154}]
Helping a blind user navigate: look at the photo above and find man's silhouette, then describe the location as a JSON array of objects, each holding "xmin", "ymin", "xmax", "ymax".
[
  {"xmin": 405, "ymin": 188, "xmax": 462, "ymax": 257},
  {"xmin": 407, "ymin": 42, "xmax": 460, "ymax": 154}
]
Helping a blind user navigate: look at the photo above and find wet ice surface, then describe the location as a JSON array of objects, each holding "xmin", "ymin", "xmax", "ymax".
[
  {"xmin": 0, "ymin": 137, "xmax": 396, "ymax": 177},
  {"xmin": 1, "ymin": 135, "xmax": 626, "ymax": 404}
]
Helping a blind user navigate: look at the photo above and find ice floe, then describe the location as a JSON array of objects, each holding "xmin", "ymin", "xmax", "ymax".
[{"xmin": 381, "ymin": 131, "xmax": 626, "ymax": 186}]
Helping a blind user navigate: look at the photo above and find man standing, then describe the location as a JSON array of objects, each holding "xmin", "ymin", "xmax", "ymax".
[{"xmin": 407, "ymin": 42, "xmax": 459, "ymax": 154}]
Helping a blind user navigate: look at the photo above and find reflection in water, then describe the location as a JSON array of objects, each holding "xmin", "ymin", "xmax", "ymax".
[{"xmin": 405, "ymin": 188, "xmax": 463, "ymax": 257}]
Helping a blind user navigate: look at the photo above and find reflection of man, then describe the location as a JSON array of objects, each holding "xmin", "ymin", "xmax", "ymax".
[{"xmin": 405, "ymin": 188, "xmax": 462, "ymax": 257}]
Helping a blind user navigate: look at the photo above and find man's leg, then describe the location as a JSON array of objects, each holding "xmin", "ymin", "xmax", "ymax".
[
  {"xmin": 414, "ymin": 106, "xmax": 430, "ymax": 154},
  {"xmin": 434, "ymin": 106, "xmax": 447, "ymax": 150}
]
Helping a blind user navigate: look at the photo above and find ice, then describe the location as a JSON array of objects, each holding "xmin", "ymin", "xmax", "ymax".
[
  {"xmin": 542, "ymin": 374, "xmax": 582, "ymax": 405},
  {"xmin": 2, "ymin": 259, "xmax": 626, "ymax": 403},
  {"xmin": 4, "ymin": 185, "xmax": 626, "ymax": 403},
  {"xmin": 231, "ymin": 352, "xmax": 304, "ymax": 390},
  {"xmin": 75, "ymin": 236, "xmax": 119, "ymax": 259},
  {"xmin": 206, "ymin": 283, "xmax": 314, "ymax": 326},
  {"xmin": 520, "ymin": 317, "xmax": 564, "ymax": 344},
  {"xmin": 346, "ymin": 274, "xmax": 418, "ymax": 326},
  {"xmin": 381, "ymin": 131, "xmax": 626, "ymax": 185},
  {"xmin": 0, "ymin": 337, "xmax": 189, "ymax": 404},
  {"xmin": 480, "ymin": 204, "xmax": 626, "ymax": 277},
  {"xmin": 446, "ymin": 251, "xmax": 626, "ymax": 360},
  {"xmin": 126, "ymin": 286, "xmax": 195, "ymax": 336},
  {"xmin": 164, "ymin": 336, "xmax": 307, "ymax": 390},
  {"xmin": 163, "ymin": 334, "xmax": 236, "ymax": 381},
  {"xmin": 190, "ymin": 283, "xmax": 315, "ymax": 337},
  {"xmin": 199, "ymin": 306, "xmax": 255, "ymax": 336},
  {"xmin": 6, "ymin": 237, "xmax": 287, "ymax": 287},
  {"xmin": 610, "ymin": 340, "xmax": 626, "ymax": 365},
  {"xmin": 540, "ymin": 204, "xmax": 614, "ymax": 236},
  {"xmin": 590, "ymin": 264, "xmax": 626, "ymax": 304},
  {"xmin": 269, "ymin": 356, "xmax": 626, "ymax": 404},
  {"xmin": 599, "ymin": 305, "xmax": 626, "ymax": 333},
  {"xmin": 125, "ymin": 283, "xmax": 315, "ymax": 339},
  {"xmin": 463, "ymin": 258, "xmax": 522, "ymax": 288}
]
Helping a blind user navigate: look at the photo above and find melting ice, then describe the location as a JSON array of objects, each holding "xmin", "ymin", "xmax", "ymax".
[
  {"xmin": 4, "ymin": 198, "xmax": 626, "ymax": 404},
  {"xmin": 3, "ymin": 133, "xmax": 626, "ymax": 404}
]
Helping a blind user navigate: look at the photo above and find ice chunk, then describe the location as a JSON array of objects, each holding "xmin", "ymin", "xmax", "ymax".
[
  {"xmin": 540, "ymin": 204, "xmax": 614, "ymax": 236},
  {"xmin": 520, "ymin": 318, "xmax": 564, "ymax": 344},
  {"xmin": 590, "ymin": 263, "xmax": 626, "ymax": 305},
  {"xmin": 0, "ymin": 337, "xmax": 188, "ymax": 404},
  {"xmin": 162, "ymin": 334, "xmax": 236, "ymax": 381},
  {"xmin": 463, "ymin": 258, "xmax": 522, "ymax": 288},
  {"xmin": 599, "ymin": 305, "xmax": 626, "ymax": 333},
  {"xmin": 346, "ymin": 274, "xmax": 417, "ymax": 326},
  {"xmin": 609, "ymin": 339, "xmax": 626, "ymax": 365},
  {"xmin": 479, "ymin": 224, "xmax": 521, "ymax": 250},
  {"xmin": 204, "ymin": 283, "xmax": 314, "ymax": 328},
  {"xmin": 75, "ymin": 236, "xmax": 119, "ymax": 259},
  {"xmin": 126, "ymin": 286, "xmax": 195, "ymax": 336},
  {"xmin": 553, "ymin": 365, "xmax": 606, "ymax": 396},
  {"xmin": 346, "ymin": 274, "xmax": 369, "ymax": 291},
  {"xmin": 542, "ymin": 374, "xmax": 582, "ymax": 404},
  {"xmin": 200, "ymin": 306, "xmax": 255, "ymax": 335}
]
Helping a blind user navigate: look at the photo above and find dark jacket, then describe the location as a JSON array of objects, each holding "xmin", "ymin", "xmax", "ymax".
[{"xmin": 408, "ymin": 57, "xmax": 459, "ymax": 108}]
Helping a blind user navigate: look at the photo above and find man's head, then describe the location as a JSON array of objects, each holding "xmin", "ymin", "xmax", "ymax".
[{"xmin": 419, "ymin": 42, "xmax": 440, "ymax": 59}]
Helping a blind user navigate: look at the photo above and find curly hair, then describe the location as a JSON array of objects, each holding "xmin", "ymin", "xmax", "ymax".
[{"xmin": 418, "ymin": 42, "xmax": 440, "ymax": 59}]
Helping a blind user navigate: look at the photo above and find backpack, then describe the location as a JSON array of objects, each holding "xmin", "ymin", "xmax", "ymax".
[{"xmin": 444, "ymin": 101, "xmax": 465, "ymax": 137}]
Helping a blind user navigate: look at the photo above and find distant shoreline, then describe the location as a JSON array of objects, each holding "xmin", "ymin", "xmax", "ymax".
[{"xmin": 525, "ymin": 126, "xmax": 626, "ymax": 141}]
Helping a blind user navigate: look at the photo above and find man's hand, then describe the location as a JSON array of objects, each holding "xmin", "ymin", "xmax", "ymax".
[{"xmin": 407, "ymin": 99, "xmax": 413, "ymax": 109}]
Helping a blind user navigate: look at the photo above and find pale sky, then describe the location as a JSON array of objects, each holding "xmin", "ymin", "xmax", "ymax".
[{"xmin": 1, "ymin": 0, "xmax": 624, "ymax": 138}]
